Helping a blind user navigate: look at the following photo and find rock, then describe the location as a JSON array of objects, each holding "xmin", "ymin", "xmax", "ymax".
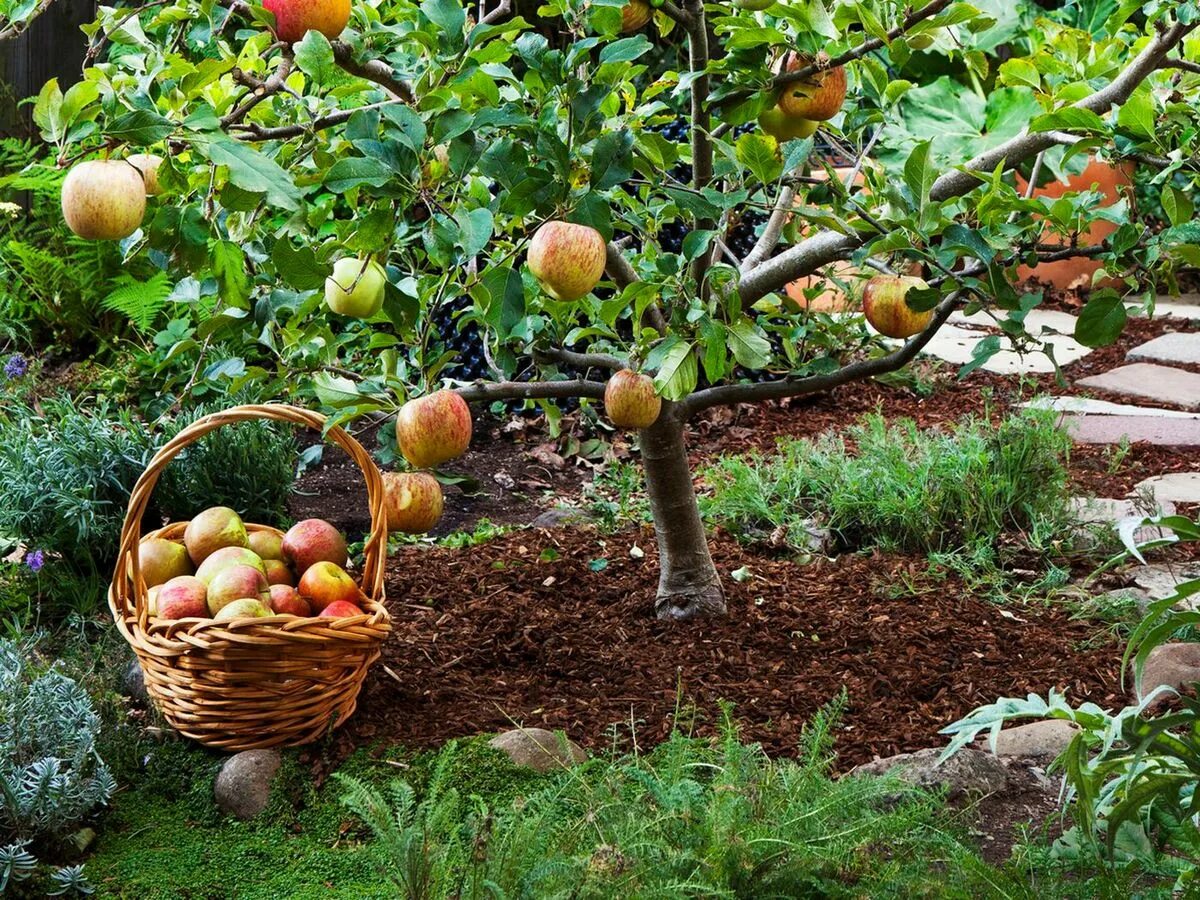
[
  {"xmin": 1075, "ymin": 363, "xmax": 1200, "ymax": 411},
  {"xmin": 527, "ymin": 444, "xmax": 566, "ymax": 471},
  {"xmin": 489, "ymin": 728, "xmax": 586, "ymax": 773},
  {"xmin": 1131, "ymin": 296, "xmax": 1200, "ymax": 321},
  {"xmin": 1020, "ymin": 396, "xmax": 1200, "ymax": 419},
  {"xmin": 1127, "ymin": 332, "xmax": 1200, "ymax": 366},
  {"xmin": 1060, "ymin": 414, "xmax": 1200, "ymax": 446},
  {"xmin": 1137, "ymin": 643, "xmax": 1200, "ymax": 707},
  {"xmin": 1131, "ymin": 562, "xmax": 1200, "ymax": 603},
  {"xmin": 851, "ymin": 747, "xmax": 1009, "ymax": 801},
  {"xmin": 1069, "ymin": 497, "xmax": 1175, "ymax": 548},
  {"xmin": 214, "ymin": 749, "xmax": 282, "ymax": 820},
  {"xmin": 122, "ymin": 659, "xmax": 148, "ymax": 703},
  {"xmin": 530, "ymin": 507, "xmax": 594, "ymax": 529},
  {"xmin": 1132, "ymin": 472, "xmax": 1200, "ymax": 505},
  {"xmin": 974, "ymin": 721, "xmax": 1079, "ymax": 763}
]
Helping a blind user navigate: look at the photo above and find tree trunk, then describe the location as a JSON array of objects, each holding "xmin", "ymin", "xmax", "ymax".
[{"xmin": 640, "ymin": 402, "xmax": 726, "ymax": 620}]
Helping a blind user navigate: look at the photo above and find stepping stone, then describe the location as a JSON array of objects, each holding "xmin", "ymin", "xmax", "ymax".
[
  {"xmin": 1132, "ymin": 562, "xmax": 1200, "ymax": 602},
  {"xmin": 915, "ymin": 320, "xmax": 1091, "ymax": 374},
  {"xmin": 489, "ymin": 728, "xmax": 587, "ymax": 773},
  {"xmin": 1132, "ymin": 472, "xmax": 1200, "ymax": 504},
  {"xmin": 1127, "ymin": 332, "xmax": 1200, "ymax": 366},
  {"xmin": 1136, "ymin": 642, "xmax": 1200, "ymax": 708},
  {"xmin": 1129, "ymin": 295, "xmax": 1200, "ymax": 322},
  {"xmin": 1061, "ymin": 414, "xmax": 1200, "ymax": 445},
  {"xmin": 1075, "ymin": 363, "xmax": 1200, "ymax": 410},
  {"xmin": 1070, "ymin": 497, "xmax": 1175, "ymax": 546},
  {"xmin": 1021, "ymin": 396, "xmax": 1200, "ymax": 419},
  {"xmin": 974, "ymin": 720, "xmax": 1079, "ymax": 763}
]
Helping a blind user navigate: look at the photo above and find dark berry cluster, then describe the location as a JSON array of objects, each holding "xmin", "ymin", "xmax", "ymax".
[{"xmin": 431, "ymin": 296, "xmax": 490, "ymax": 382}]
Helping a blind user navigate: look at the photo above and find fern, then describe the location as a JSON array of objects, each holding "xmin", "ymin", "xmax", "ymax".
[{"xmin": 99, "ymin": 272, "xmax": 171, "ymax": 333}]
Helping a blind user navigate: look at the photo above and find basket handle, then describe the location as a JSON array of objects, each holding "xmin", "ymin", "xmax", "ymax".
[{"xmin": 113, "ymin": 404, "xmax": 388, "ymax": 623}]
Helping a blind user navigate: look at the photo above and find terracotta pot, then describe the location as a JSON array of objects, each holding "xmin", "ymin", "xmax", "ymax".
[
  {"xmin": 1014, "ymin": 157, "xmax": 1134, "ymax": 291},
  {"xmin": 784, "ymin": 166, "xmax": 866, "ymax": 313}
]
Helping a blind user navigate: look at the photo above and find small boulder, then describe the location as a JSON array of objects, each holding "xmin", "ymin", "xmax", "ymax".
[
  {"xmin": 530, "ymin": 507, "xmax": 594, "ymax": 529},
  {"xmin": 214, "ymin": 749, "xmax": 282, "ymax": 820},
  {"xmin": 489, "ymin": 728, "xmax": 586, "ymax": 773},
  {"xmin": 973, "ymin": 720, "xmax": 1079, "ymax": 763},
  {"xmin": 851, "ymin": 747, "xmax": 1009, "ymax": 801},
  {"xmin": 1137, "ymin": 642, "xmax": 1200, "ymax": 708}
]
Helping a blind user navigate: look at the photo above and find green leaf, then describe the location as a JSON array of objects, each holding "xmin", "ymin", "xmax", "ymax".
[
  {"xmin": 726, "ymin": 320, "xmax": 771, "ymax": 369},
  {"xmin": 271, "ymin": 241, "xmax": 331, "ymax": 291},
  {"xmin": 599, "ymin": 35, "xmax": 652, "ymax": 64},
  {"xmin": 1162, "ymin": 185, "xmax": 1194, "ymax": 228},
  {"xmin": 941, "ymin": 224, "xmax": 994, "ymax": 263},
  {"xmin": 312, "ymin": 372, "xmax": 364, "ymax": 407},
  {"xmin": 324, "ymin": 157, "xmax": 393, "ymax": 192},
  {"xmin": 211, "ymin": 240, "xmax": 250, "ymax": 307},
  {"xmin": 735, "ymin": 133, "xmax": 782, "ymax": 186},
  {"xmin": 479, "ymin": 265, "xmax": 524, "ymax": 337},
  {"xmin": 903, "ymin": 139, "xmax": 935, "ymax": 211},
  {"xmin": 1028, "ymin": 107, "xmax": 1108, "ymax": 134},
  {"xmin": 204, "ymin": 139, "xmax": 301, "ymax": 210},
  {"xmin": 107, "ymin": 109, "xmax": 175, "ymax": 145},
  {"xmin": 650, "ymin": 338, "xmax": 697, "ymax": 401},
  {"xmin": 998, "ymin": 58, "xmax": 1039, "ymax": 90},
  {"xmin": 294, "ymin": 31, "xmax": 338, "ymax": 86},
  {"xmin": 421, "ymin": 0, "xmax": 466, "ymax": 35},
  {"xmin": 1116, "ymin": 86, "xmax": 1155, "ymax": 139},
  {"xmin": 590, "ymin": 128, "xmax": 633, "ymax": 190},
  {"xmin": 1075, "ymin": 291, "xmax": 1127, "ymax": 347},
  {"xmin": 455, "ymin": 207, "xmax": 494, "ymax": 257}
]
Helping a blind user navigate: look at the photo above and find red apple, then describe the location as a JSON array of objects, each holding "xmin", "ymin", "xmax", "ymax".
[
  {"xmin": 621, "ymin": 0, "xmax": 651, "ymax": 32},
  {"xmin": 60, "ymin": 160, "xmax": 146, "ymax": 241},
  {"xmin": 527, "ymin": 221, "xmax": 607, "ymax": 302},
  {"xmin": 776, "ymin": 53, "xmax": 847, "ymax": 122},
  {"xmin": 282, "ymin": 519, "xmax": 348, "ymax": 574},
  {"xmin": 604, "ymin": 369, "xmax": 662, "ymax": 429},
  {"xmin": 195, "ymin": 546, "xmax": 266, "ymax": 586},
  {"xmin": 206, "ymin": 565, "xmax": 271, "ymax": 617},
  {"xmin": 156, "ymin": 575, "xmax": 208, "ymax": 620},
  {"xmin": 136, "ymin": 538, "xmax": 193, "ymax": 588},
  {"xmin": 248, "ymin": 530, "xmax": 285, "ymax": 561},
  {"xmin": 861, "ymin": 275, "xmax": 934, "ymax": 339},
  {"xmin": 184, "ymin": 506, "xmax": 249, "ymax": 565},
  {"xmin": 383, "ymin": 472, "xmax": 444, "ymax": 534},
  {"xmin": 213, "ymin": 598, "xmax": 271, "ymax": 623},
  {"xmin": 263, "ymin": 0, "xmax": 350, "ymax": 44},
  {"xmin": 319, "ymin": 600, "xmax": 364, "ymax": 619},
  {"xmin": 263, "ymin": 559, "xmax": 295, "ymax": 586},
  {"xmin": 268, "ymin": 584, "xmax": 311, "ymax": 617},
  {"xmin": 298, "ymin": 561, "xmax": 361, "ymax": 613},
  {"xmin": 395, "ymin": 391, "xmax": 472, "ymax": 469}
]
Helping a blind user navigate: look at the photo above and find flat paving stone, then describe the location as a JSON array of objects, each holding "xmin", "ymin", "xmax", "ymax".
[
  {"xmin": 1132, "ymin": 472, "xmax": 1200, "ymax": 504},
  {"xmin": 1127, "ymin": 332, "xmax": 1200, "ymax": 366},
  {"xmin": 1061, "ymin": 414, "xmax": 1200, "ymax": 445},
  {"xmin": 1075, "ymin": 363, "xmax": 1200, "ymax": 410},
  {"xmin": 1129, "ymin": 295, "xmax": 1200, "ymax": 321},
  {"xmin": 916, "ymin": 314, "xmax": 1092, "ymax": 374},
  {"xmin": 1132, "ymin": 562, "xmax": 1200, "ymax": 602},
  {"xmin": 1021, "ymin": 396, "xmax": 1200, "ymax": 419},
  {"xmin": 1071, "ymin": 497, "xmax": 1175, "ymax": 545}
]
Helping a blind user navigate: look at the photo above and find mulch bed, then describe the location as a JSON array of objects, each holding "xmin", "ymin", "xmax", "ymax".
[{"xmin": 335, "ymin": 528, "xmax": 1124, "ymax": 770}]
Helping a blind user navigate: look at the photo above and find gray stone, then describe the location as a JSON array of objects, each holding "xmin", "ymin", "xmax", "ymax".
[
  {"xmin": 974, "ymin": 720, "xmax": 1079, "ymax": 762},
  {"xmin": 214, "ymin": 749, "xmax": 282, "ymax": 820},
  {"xmin": 122, "ymin": 659, "xmax": 148, "ymax": 703},
  {"xmin": 530, "ymin": 507, "xmax": 595, "ymax": 529},
  {"xmin": 1128, "ymin": 332, "xmax": 1200, "ymax": 366},
  {"xmin": 1130, "ymin": 297, "xmax": 1200, "ymax": 321},
  {"xmin": 1060, "ymin": 414, "xmax": 1200, "ymax": 445},
  {"xmin": 1137, "ymin": 643, "xmax": 1200, "ymax": 707},
  {"xmin": 489, "ymin": 728, "xmax": 586, "ymax": 773},
  {"xmin": 1132, "ymin": 562, "xmax": 1200, "ymax": 602},
  {"xmin": 1070, "ymin": 497, "xmax": 1175, "ymax": 547},
  {"xmin": 1133, "ymin": 472, "xmax": 1200, "ymax": 504},
  {"xmin": 851, "ymin": 747, "xmax": 1009, "ymax": 800},
  {"xmin": 1075, "ymin": 363, "xmax": 1200, "ymax": 410},
  {"xmin": 909, "ymin": 314, "xmax": 1092, "ymax": 375},
  {"xmin": 1021, "ymin": 396, "xmax": 1200, "ymax": 419}
]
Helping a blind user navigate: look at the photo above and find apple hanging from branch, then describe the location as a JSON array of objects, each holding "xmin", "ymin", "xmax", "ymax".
[
  {"xmin": 263, "ymin": 0, "xmax": 350, "ymax": 43},
  {"xmin": 395, "ymin": 390, "xmax": 473, "ymax": 469},
  {"xmin": 526, "ymin": 221, "xmax": 607, "ymax": 302},
  {"xmin": 605, "ymin": 370, "xmax": 662, "ymax": 429},
  {"xmin": 861, "ymin": 275, "xmax": 935, "ymax": 339},
  {"xmin": 776, "ymin": 53, "xmax": 847, "ymax": 121},
  {"xmin": 325, "ymin": 257, "xmax": 386, "ymax": 318},
  {"xmin": 60, "ymin": 160, "xmax": 146, "ymax": 241}
]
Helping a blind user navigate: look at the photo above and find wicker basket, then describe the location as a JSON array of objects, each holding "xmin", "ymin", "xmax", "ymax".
[{"xmin": 108, "ymin": 404, "xmax": 391, "ymax": 751}]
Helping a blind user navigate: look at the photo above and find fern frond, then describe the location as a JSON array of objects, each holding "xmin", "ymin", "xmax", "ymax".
[{"xmin": 99, "ymin": 272, "xmax": 171, "ymax": 333}]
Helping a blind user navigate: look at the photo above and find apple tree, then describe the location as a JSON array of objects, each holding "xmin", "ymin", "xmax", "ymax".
[{"xmin": 33, "ymin": 0, "xmax": 1200, "ymax": 619}]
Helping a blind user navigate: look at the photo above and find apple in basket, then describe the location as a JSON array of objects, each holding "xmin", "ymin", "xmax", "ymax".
[
  {"xmin": 213, "ymin": 598, "xmax": 272, "ymax": 623},
  {"xmin": 155, "ymin": 576, "xmax": 208, "ymax": 620},
  {"xmin": 195, "ymin": 546, "xmax": 267, "ymax": 585},
  {"xmin": 298, "ymin": 561, "xmax": 361, "ymax": 612},
  {"xmin": 137, "ymin": 538, "xmax": 193, "ymax": 587},
  {"xmin": 183, "ymin": 506, "xmax": 249, "ymax": 565},
  {"xmin": 207, "ymin": 565, "xmax": 271, "ymax": 617},
  {"xmin": 248, "ymin": 530, "xmax": 286, "ymax": 561},
  {"xmin": 268, "ymin": 584, "xmax": 311, "ymax": 617},
  {"xmin": 282, "ymin": 519, "xmax": 348, "ymax": 574},
  {"xmin": 319, "ymin": 600, "xmax": 363, "ymax": 619},
  {"xmin": 263, "ymin": 559, "xmax": 295, "ymax": 586}
]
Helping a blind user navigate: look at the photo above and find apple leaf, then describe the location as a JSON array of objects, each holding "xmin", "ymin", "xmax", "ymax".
[
  {"xmin": 272, "ymin": 241, "xmax": 330, "ymax": 291},
  {"xmin": 735, "ymin": 133, "xmax": 782, "ymax": 187},
  {"xmin": 1162, "ymin": 185, "xmax": 1195, "ymax": 228},
  {"xmin": 107, "ymin": 109, "xmax": 175, "ymax": 145},
  {"xmin": 590, "ymin": 128, "xmax": 633, "ymax": 190},
  {"xmin": 294, "ymin": 32, "xmax": 338, "ymax": 86},
  {"xmin": 599, "ymin": 36, "xmax": 652, "ymax": 64},
  {"xmin": 1117, "ymin": 86, "xmax": 1155, "ymax": 139},
  {"xmin": 1075, "ymin": 290, "xmax": 1128, "ymax": 348},
  {"xmin": 203, "ymin": 139, "xmax": 301, "ymax": 210},
  {"xmin": 903, "ymin": 139, "xmax": 935, "ymax": 212},
  {"xmin": 421, "ymin": 0, "xmax": 466, "ymax": 39},
  {"xmin": 478, "ymin": 265, "xmax": 525, "ymax": 338},
  {"xmin": 324, "ymin": 157, "xmax": 393, "ymax": 192},
  {"xmin": 649, "ymin": 337, "xmax": 697, "ymax": 401},
  {"xmin": 210, "ymin": 241, "xmax": 250, "ymax": 308},
  {"xmin": 1029, "ymin": 108, "xmax": 1108, "ymax": 134},
  {"xmin": 726, "ymin": 320, "xmax": 771, "ymax": 370}
]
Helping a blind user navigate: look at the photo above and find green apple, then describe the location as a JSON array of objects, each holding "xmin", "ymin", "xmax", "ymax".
[
  {"xmin": 324, "ymin": 258, "xmax": 387, "ymax": 318},
  {"xmin": 758, "ymin": 107, "xmax": 819, "ymax": 141}
]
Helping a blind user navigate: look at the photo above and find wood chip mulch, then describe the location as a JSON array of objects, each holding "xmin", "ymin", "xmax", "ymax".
[{"xmin": 337, "ymin": 528, "xmax": 1124, "ymax": 770}]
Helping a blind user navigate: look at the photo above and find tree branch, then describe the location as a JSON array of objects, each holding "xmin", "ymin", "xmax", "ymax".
[
  {"xmin": 685, "ymin": 0, "xmax": 714, "ymax": 294},
  {"xmin": 736, "ymin": 18, "xmax": 1196, "ymax": 304},
  {"xmin": 330, "ymin": 40, "xmax": 416, "ymax": 103},
  {"xmin": 1160, "ymin": 57, "xmax": 1200, "ymax": 75},
  {"xmin": 222, "ymin": 51, "xmax": 295, "ymax": 127},
  {"xmin": 606, "ymin": 242, "xmax": 668, "ymax": 334},
  {"xmin": 681, "ymin": 291, "xmax": 963, "ymax": 415},
  {"xmin": 740, "ymin": 185, "xmax": 794, "ymax": 272},
  {"xmin": 0, "ymin": 0, "xmax": 56, "ymax": 41},
  {"xmin": 535, "ymin": 346, "xmax": 627, "ymax": 372},
  {"xmin": 454, "ymin": 379, "xmax": 607, "ymax": 403}
]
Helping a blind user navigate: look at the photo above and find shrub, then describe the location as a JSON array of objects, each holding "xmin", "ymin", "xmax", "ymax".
[
  {"xmin": 0, "ymin": 396, "xmax": 298, "ymax": 582},
  {"xmin": 700, "ymin": 409, "xmax": 1075, "ymax": 559},
  {"xmin": 0, "ymin": 637, "xmax": 111, "ymax": 897}
]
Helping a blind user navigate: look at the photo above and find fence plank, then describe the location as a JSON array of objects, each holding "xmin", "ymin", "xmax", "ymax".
[{"xmin": 1, "ymin": 0, "xmax": 97, "ymax": 137}]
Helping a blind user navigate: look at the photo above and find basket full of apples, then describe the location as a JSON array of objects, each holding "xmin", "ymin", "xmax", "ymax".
[{"xmin": 108, "ymin": 404, "xmax": 391, "ymax": 751}]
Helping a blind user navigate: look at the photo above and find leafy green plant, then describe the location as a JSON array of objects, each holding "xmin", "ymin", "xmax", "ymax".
[
  {"xmin": 584, "ymin": 459, "xmax": 650, "ymax": 531},
  {"xmin": 700, "ymin": 408, "xmax": 1076, "ymax": 561},
  {"xmin": 0, "ymin": 637, "xmax": 110, "ymax": 897},
  {"xmin": 942, "ymin": 513, "xmax": 1200, "ymax": 892}
]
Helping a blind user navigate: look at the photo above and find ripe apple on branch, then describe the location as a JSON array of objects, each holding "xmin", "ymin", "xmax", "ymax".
[{"xmin": 51, "ymin": 0, "xmax": 1200, "ymax": 620}]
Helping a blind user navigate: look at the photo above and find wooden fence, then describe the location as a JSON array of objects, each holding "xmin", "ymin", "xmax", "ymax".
[{"xmin": 1, "ymin": 0, "xmax": 96, "ymax": 137}]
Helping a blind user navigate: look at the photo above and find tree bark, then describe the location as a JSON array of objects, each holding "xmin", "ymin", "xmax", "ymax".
[{"xmin": 640, "ymin": 402, "xmax": 726, "ymax": 620}]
